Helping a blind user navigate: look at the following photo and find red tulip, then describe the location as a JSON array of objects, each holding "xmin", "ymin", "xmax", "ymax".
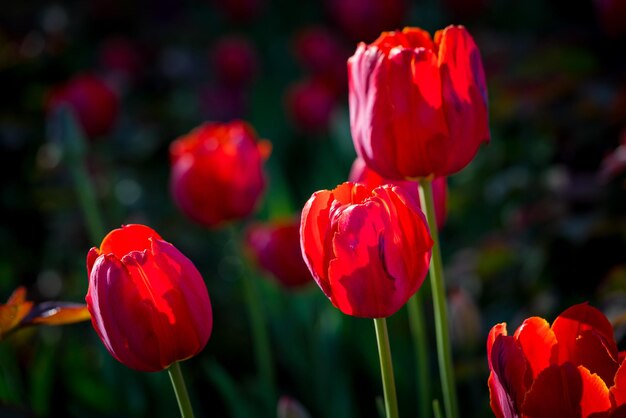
[
  {"xmin": 170, "ymin": 121, "xmax": 269, "ymax": 227},
  {"xmin": 86, "ymin": 224, "xmax": 212, "ymax": 372},
  {"xmin": 293, "ymin": 27, "xmax": 349, "ymax": 91},
  {"xmin": 300, "ymin": 182, "xmax": 433, "ymax": 318},
  {"xmin": 327, "ymin": 0, "xmax": 407, "ymax": 42},
  {"xmin": 285, "ymin": 78, "xmax": 337, "ymax": 133},
  {"xmin": 212, "ymin": 36, "xmax": 258, "ymax": 86},
  {"xmin": 349, "ymin": 157, "xmax": 447, "ymax": 229},
  {"xmin": 487, "ymin": 303, "xmax": 626, "ymax": 418},
  {"xmin": 47, "ymin": 73, "xmax": 119, "ymax": 138},
  {"xmin": 245, "ymin": 218, "xmax": 312, "ymax": 289},
  {"xmin": 348, "ymin": 25, "xmax": 490, "ymax": 179}
]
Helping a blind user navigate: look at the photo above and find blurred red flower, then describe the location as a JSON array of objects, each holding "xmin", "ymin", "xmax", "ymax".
[
  {"xmin": 348, "ymin": 25, "xmax": 490, "ymax": 179},
  {"xmin": 170, "ymin": 121, "xmax": 269, "ymax": 227},
  {"xmin": 285, "ymin": 78, "xmax": 337, "ymax": 133},
  {"xmin": 487, "ymin": 303, "xmax": 626, "ymax": 418},
  {"xmin": 245, "ymin": 217, "xmax": 312, "ymax": 289},
  {"xmin": 212, "ymin": 36, "xmax": 258, "ymax": 87},
  {"xmin": 98, "ymin": 37, "xmax": 142, "ymax": 86},
  {"xmin": 293, "ymin": 26, "xmax": 349, "ymax": 91},
  {"xmin": 327, "ymin": 0, "xmax": 407, "ymax": 42},
  {"xmin": 300, "ymin": 182, "xmax": 433, "ymax": 318},
  {"xmin": 349, "ymin": 157, "xmax": 448, "ymax": 229},
  {"xmin": 86, "ymin": 224, "xmax": 213, "ymax": 372},
  {"xmin": 47, "ymin": 73, "xmax": 119, "ymax": 138}
]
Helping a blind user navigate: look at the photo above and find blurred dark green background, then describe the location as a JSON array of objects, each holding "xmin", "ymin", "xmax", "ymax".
[{"xmin": 1, "ymin": 0, "xmax": 625, "ymax": 417}]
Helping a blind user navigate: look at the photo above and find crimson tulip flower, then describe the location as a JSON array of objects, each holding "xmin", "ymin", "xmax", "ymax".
[
  {"xmin": 86, "ymin": 224, "xmax": 213, "ymax": 372},
  {"xmin": 246, "ymin": 218, "xmax": 312, "ymax": 289},
  {"xmin": 170, "ymin": 121, "xmax": 269, "ymax": 227},
  {"xmin": 212, "ymin": 36, "xmax": 258, "ymax": 87},
  {"xmin": 47, "ymin": 73, "xmax": 119, "ymax": 138},
  {"xmin": 487, "ymin": 303, "xmax": 626, "ymax": 418},
  {"xmin": 285, "ymin": 78, "xmax": 337, "ymax": 133},
  {"xmin": 348, "ymin": 25, "xmax": 490, "ymax": 180},
  {"xmin": 300, "ymin": 182, "xmax": 433, "ymax": 318},
  {"xmin": 349, "ymin": 157, "xmax": 448, "ymax": 229}
]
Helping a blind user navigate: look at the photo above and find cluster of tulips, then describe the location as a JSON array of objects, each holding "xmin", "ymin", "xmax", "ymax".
[{"xmin": 9, "ymin": 19, "xmax": 621, "ymax": 418}]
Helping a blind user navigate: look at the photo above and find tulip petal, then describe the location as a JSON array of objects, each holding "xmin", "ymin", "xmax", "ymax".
[
  {"xmin": 329, "ymin": 201, "xmax": 397, "ymax": 317},
  {"xmin": 99, "ymin": 224, "xmax": 162, "ymax": 259},
  {"xmin": 489, "ymin": 335, "xmax": 528, "ymax": 416},
  {"xmin": 436, "ymin": 25, "xmax": 490, "ymax": 175},
  {"xmin": 552, "ymin": 303, "xmax": 619, "ymax": 366},
  {"xmin": 151, "ymin": 238, "xmax": 213, "ymax": 358},
  {"xmin": 579, "ymin": 366, "xmax": 612, "ymax": 418},
  {"xmin": 87, "ymin": 254, "xmax": 162, "ymax": 372},
  {"xmin": 522, "ymin": 363, "xmax": 582, "ymax": 417},
  {"xmin": 301, "ymin": 189, "xmax": 335, "ymax": 297},
  {"xmin": 610, "ymin": 360, "xmax": 626, "ymax": 407},
  {"xmin": 513, "ymin": 316, "xmax": 557, "ymax": 379},
  {"xmin": 573, "ymin": 330, "xmax": 620, "ymax": 387},
  {"xmin": 487, "ymin": 322, "xmax": 508, "ymax": 370},
  {"xmin": 385, "ymin": 47, "xmax": 448, "ymax": 178}
]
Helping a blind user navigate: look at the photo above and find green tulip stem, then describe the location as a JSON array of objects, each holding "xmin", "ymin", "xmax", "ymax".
[
  {"xmin": 229, "ymin": 228, "xmax": 276, "ymax": 412},
  {"xmin": 55, "ymin": 106, "xmax": 106, "ymax": 244},
  {"xmin": 418, "ymin": 178, "xmax": 458, "ymax": 418},
  {"xmin": 168, "ymin": 362, "xmax": 196, "ymax": 418},
  {"xmin": 373, "ymin": 317, "xmax": 399, "ymax": 418},
  {"xmin": 407, "ymin": 291, "xmax": 431, "ymax": 418}
]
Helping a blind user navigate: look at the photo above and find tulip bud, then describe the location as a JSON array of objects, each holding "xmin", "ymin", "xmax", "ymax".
[
  {"xmin": 86, "ymin": 224, "xmax": 213, "ymax": 372},
  {"xmin": 47, "ymin": 73, "xmax": 119, "ymax": 138},
  {"xmin": 285, "ymin": 78, "xmax": 337, "ymax": 133},
  {"xmin": 277, "ymin": 396, "xmax": 311, "ymax": 418},
  {"xmin": 245, "ymin": 217, "xmax": 312, "ymax": 289}
]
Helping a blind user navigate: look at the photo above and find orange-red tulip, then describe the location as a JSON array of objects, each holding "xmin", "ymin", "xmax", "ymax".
[
  {"xmin": 170, "ymin": 121, "xmax": 269, "ymax": 227},
  {"xmin": 246, "ymin": 218, "xmax": 312, "ymax": 289},
  {"xmin": 487, "ymin": 303, "xmax": 626, "ymax": 418},
  {"xmin": 348, "ymin": 25, "xmax": 489, "ymax": 179},
  {"xmin": 300, "ymin": 182, "xmax": 433, "ymax": 318},
  {"xmin": 86, "ymin": 224, "xmax": 212, "ymax": 372},
  {"xmin": 349, "ymin": 157, "xmax": 448, "ymax": 229}
]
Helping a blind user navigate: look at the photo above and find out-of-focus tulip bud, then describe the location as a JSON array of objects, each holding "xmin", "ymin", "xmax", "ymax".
[
  {"xmin": 293, "ymin": 27, "xmax": 349, "ymax": 91},
  {"xmin": 98, "ymin": 37, "xmax": 142, "ymax": 85},
  {"xmin": 285, "ymin": 78, "xmax": 337, "ymax": 133},
  {"xmin": 170, "ymin": 121, "xmax": 269, "ymax": 227},
  {"xmin": 300, "ymin": 182, "xmax": 433, "ymax": 318},
  {"xmin": 277, "ymin": 396, "xmax": 312, "ymax": 418},
  {"xmin": 212, "ymin": 36, "xmax": 258, "ymax": 87},
  {"xmin": 47, "ymin": 73, "xmax": 119, "ymax": 138},
  {"xmin": 245, "ymin": 217, "xmax": 312, "ymax": 289},
  {"xmin": 327, "ymin": 0, "xmax": 407, "ymax": 42},
  {"xmin": 86, "ymin": 224, "xmax": 213, "ymax": 372},
  {"xmin": 213, "ymin": 0, "xmax": 264, "ymax": 23}
]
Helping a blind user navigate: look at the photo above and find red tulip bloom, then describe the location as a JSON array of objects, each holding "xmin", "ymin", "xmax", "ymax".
[
  {"xmin": 47, "ymin": 73, "xmax": 119, "ymax": 138},
  {"xmin": 327, "ymin": 0, "xmax": 407, "ymax": 42},
  {"xmin": 349, "ymin": 157, "xmax": 447, "ymax": 229},
  {"xmin": 245, "ymin": 218, "xmax": 312, "ymax": 289},
  {"xmin": 86, "ymin": 224, "xmax": 212, "ymax": 372},
  {"xmin": 285, "ymin": 78, "xmax": 337, "ymax": 133},
  {"xmin": 170, "ymin": 121, "xmax": 269, "ymax": 227},
  {"xmin": 293, "ymin": 27, "xmax": 349, "ymax": 91},
  {"xmin": 487, "ymin": 303, "xmax": 626, "ymax": 418},
  {"xmin": 300, "ymin": 182, "xmax": 433, "ymax": 318},
  {"xmin": 212, "ymin": 36, "xmax": 258, "ymax": 87},
  {"xmin": 348, "ymin": 25, "xmax": 490, "ymax": 180}
]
